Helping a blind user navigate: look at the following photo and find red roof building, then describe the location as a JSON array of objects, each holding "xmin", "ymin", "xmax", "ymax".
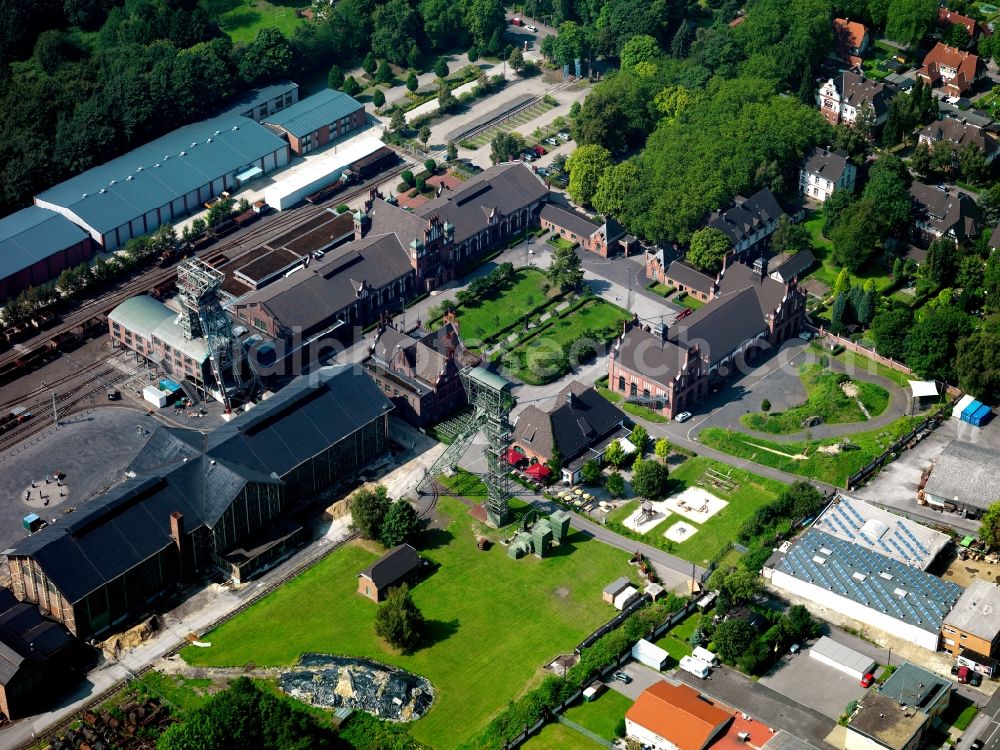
[
  {"xmin": 918, "ymin": 43, "xmax": 982, "ymax": 96},
  {"xmin": 833, "ymin": 18, "xmax": 871, "ymax": 67},
  {"xmin": 938, "ymin": 7, "xmax": 979, "ymax": 39},
  {"xmin": 625, "ymin": 682, "xmax": 732, "ymax": 750}
]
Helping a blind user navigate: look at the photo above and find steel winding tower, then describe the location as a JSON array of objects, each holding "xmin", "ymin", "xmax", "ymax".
[
  {"xmin": 176, "ymin": 258, "xmax": 259, "ymax": 413},
  {"xmin": 418, "ymin": 366, "xmax": 514, "ymax": 527}
]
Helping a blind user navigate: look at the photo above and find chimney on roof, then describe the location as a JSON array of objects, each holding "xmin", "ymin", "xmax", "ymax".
[{"xmin": 170, "ymin": 512, "xmax": 190, "ymax": 582}]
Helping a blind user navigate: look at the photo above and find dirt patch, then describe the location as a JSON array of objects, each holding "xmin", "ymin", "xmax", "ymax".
[
  {"xmin": 841, "ymin": 381, "xmax": 860, "ymax": 398},
  {"xmin": 554, "ymin": 586, "xmax": 570, "ymax": 598},
  {"xmin": 938, "ymin": 554, "xmax": 1000, "ymax": 588},
  {"xmin": 817, "ymin": 444, "xmax": 843, "ymax": 455},
  {"xmin": 102, "ymin": 617, "xmax": 158, "ymax": 656}
]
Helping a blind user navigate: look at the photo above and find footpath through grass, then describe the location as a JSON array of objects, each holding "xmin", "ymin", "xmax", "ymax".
[
  {"xmin": 182, "ymin": 497, "xmax": 633, "ymax": 749},
  {"xmin": 699, "ymin": 415, "xmax": 921, "ymax": 486},
  {"xmin": 522, "ymin": 722, "xmax": 609, "ymax": 749},
  {"xmin": 741, "ymin": 363, "xmax": 890, "ymax": 434},
  {"xmin": 603, "ymin": 456, "xmax": 785, "ymax": 565},
  {"xmin": 816, "ymin": 342, "xmax": 913, "ymax": 388}
]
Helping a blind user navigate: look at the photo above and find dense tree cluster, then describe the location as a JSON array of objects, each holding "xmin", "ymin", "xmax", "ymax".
[{"xmin": 350, "ymin": 485, "xmax": 422, "ymax": 548}]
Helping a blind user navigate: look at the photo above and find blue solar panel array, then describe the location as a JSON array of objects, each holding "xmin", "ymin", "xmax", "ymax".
[
  {"xmin": 776, "ymin": 530, "xmax": 963, "ymax": 633},
  {"xmin": 817, "ymin": 498, "xmax": 935, "ymax": 567}
]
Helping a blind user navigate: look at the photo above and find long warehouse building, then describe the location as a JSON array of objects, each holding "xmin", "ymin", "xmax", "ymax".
[
  {"xmin": 35, "ymin": 114, "xmax": 290, "ymax": 250},
  {"xmin": 0, "ymin": 206, "xmax": 94, "ymax": 302}
]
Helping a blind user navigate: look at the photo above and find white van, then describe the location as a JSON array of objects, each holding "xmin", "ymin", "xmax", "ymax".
[
  {"xmin": 692, "ymin": 647, "xmax": 719, "ymax": 667},
  {"xmin": 680, "ymin": 655, "xmax": 710, "ymax": 679}
]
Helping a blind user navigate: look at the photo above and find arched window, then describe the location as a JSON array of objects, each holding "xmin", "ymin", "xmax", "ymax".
[
  {"xmin": 630, "ymin": 382, "xmax": 637, "ymax": 397},
  {"xmin": 618, "ymin": 375, "xmax": 625, "ymax": 391}
]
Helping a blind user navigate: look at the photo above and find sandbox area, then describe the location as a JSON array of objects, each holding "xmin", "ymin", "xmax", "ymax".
[
  {"xmin": 661, "ymin": 487, "xmax": 727, "ymax": 524},
  {"xmin": 664, "ymin": 520, "xmax": 698, "ymax": 543},
  {"xmin": 623, "ymin": 502, "xmax": 672, "ymax": 534}
]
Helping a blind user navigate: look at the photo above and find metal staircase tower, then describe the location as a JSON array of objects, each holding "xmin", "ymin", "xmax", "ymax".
[
  {"xmin": 176, "ymin": 259, "xmax": 259, "ymax": 413},
  {"xmin": 418, "ymin": 366, "xmax": 514, "ymax": 527}
]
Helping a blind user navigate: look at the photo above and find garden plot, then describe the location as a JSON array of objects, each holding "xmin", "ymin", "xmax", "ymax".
[
  {"xmin": 623, "ymin": 501, "xmax": 672, "ymax": 535},
  {"xmin": 665, "ymin": 520, "xmax": 698, "ymax": 543},
  {"xmin": 661, "ymin": 487, "xmax": 727, "ymax": 524}
]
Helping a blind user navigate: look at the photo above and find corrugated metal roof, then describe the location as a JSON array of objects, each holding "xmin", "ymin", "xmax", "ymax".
[
  {"xmin": 108, "ymin": 295, "xmax": 209, "ymax": 362},
  {"xmin": 36, "ymin": 115, "xmax": 287, "ymax": 234},
  {"xmin": 809, "ymin": 635, "xmax": 875, "ymax": 674},
  {"xmin": 264, "ymin": 89, "xmax": 364, "ymax": 138},
  {"xmin": 220, "ymin": 81, "xmax": 299, "ymax": 118},
  {"xmin": 0, "ymin": 206, "xmax": 90, "ymax": 280}
]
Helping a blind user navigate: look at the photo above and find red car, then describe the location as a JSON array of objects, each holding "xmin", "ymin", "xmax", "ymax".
[
  {"xmin": 533, "ymin": 144, "xmax": 546, "ymax": 156},
  {"xmin": 860, "ymin": 673, "xmax": 875, "ymax": 688}
]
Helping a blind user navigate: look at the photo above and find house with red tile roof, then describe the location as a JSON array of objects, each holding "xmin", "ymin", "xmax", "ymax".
[
  {"xmin": 917, "ymin": 43, "xmax": 982, "ymax": 96},
  {"xmin": 833, "ymin": 18, "xmax": 871, "ymax": 67},
  {"xmin": 625, "ymin": 682, "xmax": 732, "ymax": 750},
  {"xmin": 938, "ymin": 7, "xmax": 980, "ymax": 40}
]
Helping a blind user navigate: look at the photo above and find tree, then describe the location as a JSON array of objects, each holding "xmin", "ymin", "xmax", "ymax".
[
  {"xmin": 761, "ymin": 399, "xmax": 771, "ymax": 412},
  {"xmin": 955, "ymin": 325, "xmax": 1000, "ymax": 403},
  {"xmin": 620, "ymin": 34, "xmax": 660, "ymax": 68},
  {"xmin": 581, "ymin": 459, "xmax": 603, "ymax": 485},
  {"xmin": 910, "ymin": 142, "xmax": 932, "ymax": 179},
  {"xmin": 446, "ymin": 140, "xmax": 458, "ymax": 161},
  {"xmin": 407, "ymin": 42, "xmax": 421, "ymax": 68},
  {"xmin": 862, "ymin": 155, "xmax": 912, "ymax": 235},
  {"xmin": 351, "ymin": 485, "xmax": 392, "ymax": 540},
  {"xmin": 833, "ymin": 268, "xmax": 852, "ymax": 298},
  {"xmin": 960, "ymin": 144, "xmax": 990, "ymax": 184},
  {"xmin": 654, "ymin": 437, "xmax": 671, "ymax": 460},
  {"xmin": 375, "ymin": 60, "xmax": 394, "ymax": 85},
  {"xmin": 565, "ymin": 144, "xmax": 612, "ymax": 206},
  {"xmin": 390, "ymin": 107, "xmax": 407, "ymax": 132},
  {"xmin": 687, "ymin": 227, "xmax": 731, "ymax": 274},
  {"xmin": 630, "ymin": 424, "xmax": 649, "ymax": 455},
  {"xmin": 464, "ymin": 0, "xmax": 506, "ymax": 51},
  {"xmin": 380, "ymin": 499, "xmax": 421, "ymax": 547},
  {"xmin": 548, "ymin": 244, "xmax": 584, "ymax": 292},
  {"xmin": 328, "ymin": 64, "xmax": 345, "ymax": 90},
  {"xmin": 418, "ymin": 125, "xmax": 432, "ymax": 148},
  {"xmin": 406, "ymin": 69, "xmax": 419, "ymax": 92},
  {"xmin": 904, "ymin": 305, "xmax": 973, "ymax": 382},
  {"xmin": 238, "ymin": 28, "xmax": 294, "ymax": 85},
  {"xmin": 979, "ymin": 501, "xmax": 1000, "ymax": 550},
  {"xmin": 374, "ymin": 583, "xmax": 425, "ymax": 652},
  {"xmin": 823, "ymin": 190, "xmax": 855, "ymax": 237},
  {"xmin": 206, "ymin": 197, "xmax": 236, "ymax": 228},
  {"xmin": 490, "ymin": 130, "xmax": 526, "ymax": 163},
  {"xmin": 713, "ymin": 619, "xmax": 757, "ymax": 663},
  {"xmin": 508, "ymin": 47, "xmax": 525, "ymax": 73},
  {"xmin": 342, "ymin": 76, "xmax": 361, "ymax": 96},
  {"xmin": 831, "ymin": 199, "xmax": 882, "ymax": 271},
  {"xmin": 770, "ymin": 215, "xmax": 812, "ymax": 256},
  {"xmin": 592, "ymin": 161, "xmax": 642, "ymax": 219},
  {"xmin": 670, "ymin": 22, "xmax": 694, "ymax": 59},
  {"xmin": 604, "ymin": 438, "xmax": 627, "ymax": 468},
  {"xmin": 606, "ymin": 471, "xmax": 625, "ymax": 497},
  {"xmin": 435, "ymin": 57, "xmax": 449, "ymax": 79},
  {"xmin": 372, "ymin": 0, "xmax": 420, "ymax": 64},
  {"xmin": 547, "ymin": 445, "xmax": 564, "ymax": 477},
  {"xmin": 373, "ymin": 89, "xmax": 386, "ymax": 108},
  {"xmin": 631, "ymin": 457, "xmax": 669, "ymax": 499},
  {"xmin": 886, "ymin": 0, "xmax": 937, "ymax": 45},
  {"xmin": 870, "ymin": 306, "xmax": 913, "ymax": 360},
  {"xmin": 362, "ymin": 51, "xmax": 378, "ymax": 76}
]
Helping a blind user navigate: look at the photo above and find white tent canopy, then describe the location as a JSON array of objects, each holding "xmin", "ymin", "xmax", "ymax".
[{"xmin": 908, "ymin": 380, "xmax": 939, "ymax": 398}]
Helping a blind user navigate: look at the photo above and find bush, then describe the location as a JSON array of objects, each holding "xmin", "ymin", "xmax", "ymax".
[
  {"xmin": 401, "ymin": 170, "xmax": 415, "ymax": 186},
  {"xmin": 761, "ymin": 399, "xmax": 771, "ymax": 412},
  {"xmin": 831, "ymin": 344, "xmax": 845, "ymax": 356},
  {"xmin": 336, "ymin": 204, "xmax": 350, "ymax": 213},
  {"xmin": 424, "ymin": 158, "xmax": 436, "ymax": 174}
]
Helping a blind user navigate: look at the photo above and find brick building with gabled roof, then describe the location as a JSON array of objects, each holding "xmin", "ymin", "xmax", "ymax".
[
  {"xmin": 938, "ymin": 7, "xmax": 980, "ymax": 40},
  {"xmin": 833, "ymin": 18, "xmax": 871, "ymax": 67},
  {"xmin": 625, "ymin": 682, "xmax": 732, "ymax": 750},
  {"xmin": 357, "ymin": 543, "xmax": 422, "ymax": 602},
  {"xmin": 917, "ymin": 43, "xmax": 982, "ymax": 96}
]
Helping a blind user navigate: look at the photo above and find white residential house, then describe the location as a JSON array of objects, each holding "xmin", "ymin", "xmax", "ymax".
[{"xmin": 799, "ymin": 147, "xmax": 857, "ymax": 202}]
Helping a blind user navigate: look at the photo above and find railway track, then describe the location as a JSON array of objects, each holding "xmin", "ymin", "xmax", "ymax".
[{"xmin": 0, "ymin": 357, "xmax": 116, "ymax": 412}]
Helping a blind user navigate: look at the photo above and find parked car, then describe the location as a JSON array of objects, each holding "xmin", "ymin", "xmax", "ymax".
[
  {"xmin": 107, "ymin": 389, "xmax": 121, "ymax": 401},
  {"xmin": 558, "ymin": 131, "xmax": 571, "ymax": 141},
  {"xmin": 525, "ymin": 23, "xmax": 538, "ymax": 31},
  {"xmin": 510, "ymin": 16, "xmax": 523, "ymax": 25},
  {"xmin": 970, "ymin": 671, "xmax": 982, "ymax": 687},
  {"xmin": 971, "ymin": 739, "xmax": 984, "ymax": 749},
  {"xmin": 533, "ymin": 144, "xmax": 546, "ymax": 156},
  {"xmin": 521, "ymin": 152, "xmax": 535, "ymax": 162},
  {"xmin": 860, "ymin": 673, "xmax": 874, "ymax": 688},
  {"xmin": 789, "ymin": 643, "xmax": 801, "ymax": 654},
  {"xmin": 546, "ymin": 136, "xmax": 560, "ymax": 147},
  {"xmin": 536, "ymin": 167, "xmax": 549, "ymax": 176},
  {"xmin": 797, "ymin": 332, "xmax": 814, "ymax": 341},
  {"xmin": 612, "ymin": 671, "xmax": 631, "ymax": 684},
  {"xmin": 674, "ymin": 411, "xmax": 692, "ymax": 423},
  {"xmin": 958, "ymin": 666, "xmax": 971, "ymax": 684}
]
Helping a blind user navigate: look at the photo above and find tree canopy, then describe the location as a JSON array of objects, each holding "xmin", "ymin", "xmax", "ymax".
[
  {"xmin": 566, "ymin": 144, "xmax": 613, "ymax": 206},
  {"xmin": 375, "ymin": 583, "xmax": 426, "ymax": 652},
  {"xmin": 687, "ymin": 227, "xmax": 731, "ymax": 274}
]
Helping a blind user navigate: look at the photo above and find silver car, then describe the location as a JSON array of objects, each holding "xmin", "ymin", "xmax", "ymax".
[{"xmin": 674, "ymin": 411, "xmax": 692, "ymax": 423}]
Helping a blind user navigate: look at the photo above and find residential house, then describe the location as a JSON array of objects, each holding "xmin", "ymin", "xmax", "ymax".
[
  {"xmin": 647, "ymin": 259, "xmax": 716, "ymax": 302},
  {"xmin": 834, "ymin": 18, "xmax": 871, "ymax": 67},
  {"xmin": 539, "ymin": 203, "xmax": 634, "ymax": 257},
  {"xmin": 941, "ymin": 580, "xmax": 1000, "ymax": 670},
  {"xmin": 357, "ymin": 543, "xmax": 422, "ymax": 602},
  {"xmin": 363, "ymin": 322, "xmax": 475, "ymax": 427},
  {"xmin": 625, "ymin": 682, "xmax": 732, "ymax": 750},
  {"xmin": 917, "ymin": 116, "xmax": 999, "ymax": 163},
  {"xmin": 845, "ymin": 664, "xmax": 951, "ymax": 750},
  {"xmin": 909, "ymin": 181, "xmax": 982, "ymax": 244},
  {"xmin": 511, "ymin": 380, "xmax": 629, "ymax": 484},
  {"xmin": 917, "ymin": 43, "xmax": 982, "ymax": 97},
  {"xmin": 768, "ymin": 250, "xmax": 816, "ymax": 284},
  {"xmin": 263, "ymin": 89, "xmax": 366, "ymax": 155},
  {"xmin": 817, "ymin": 72, "xmax": 896, "ymax": 127},
  {"xmin": 938, "ymin": 8, "xmax": 980, "ymax": 42},
  {"xmin": 611, "ymin": 261, "xmax": 805, "ymax": 418},
  {"xmin": 707, "ymin": 188, "xmax": 784, "ymax": 260},
  {"xmin": 799, "ymin": 147, "xmax": 858, "ymax": 202}
]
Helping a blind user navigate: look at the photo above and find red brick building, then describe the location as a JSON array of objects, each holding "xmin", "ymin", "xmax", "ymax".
[
  {"xmin": 539, "ymin": 203, "xmax": 635, "ymax": 257},
  {"xmin": 263, "ymin": 89, "xmax": 366, "ymax": 155}
]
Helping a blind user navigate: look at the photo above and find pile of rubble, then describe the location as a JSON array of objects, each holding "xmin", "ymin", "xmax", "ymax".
[
  {"xmin": 279, "ymin": 654, "xmax": 434, "ymax": 721},
  {"xmin": 47, "ymin": 697, "xmax": 174, "ymax": 750}
]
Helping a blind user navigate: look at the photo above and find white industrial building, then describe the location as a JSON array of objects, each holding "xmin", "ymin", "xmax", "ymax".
[
  {"xmin": 808, "ymin": 636, "xmax": 876, "ymax": 680},
  {"xmin": 263, "ymin": 136, "xmax": 384, "ymax": 211},
  {"xmin": 764, "ymin": 530, "xmax": 963, "ymax": 652},
  {"xmin": 811, "ymin": 496, "xmax": 950, "ymax": 570}
]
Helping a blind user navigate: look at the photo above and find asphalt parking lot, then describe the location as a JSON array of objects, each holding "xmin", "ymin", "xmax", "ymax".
[
  {"xmin": 760, "ymin": 649, "xmax": 868, "ymax": 720},
  {"xmin": 603, "ymin": 661, "xmax": 672, "ymax": 700}
]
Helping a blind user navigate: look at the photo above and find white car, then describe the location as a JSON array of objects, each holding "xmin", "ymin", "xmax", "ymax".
[
  {"xmin": 945, "ymin": 95, "xmax": 960, "ymax": 105},
  {"xmin": 558, "ymin": 131, "xmax": 571, "ymax": 141},
  {"xmin": 674, "ymin": 411, "xmax": 692, "ymax": 423},
  {"xmin": 525, "ymin": 23, "xmax": 538, "ymax": 31}
]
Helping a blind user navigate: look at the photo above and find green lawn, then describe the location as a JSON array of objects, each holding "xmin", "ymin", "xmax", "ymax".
[
  {"xmin": 815, "ymin": 342, "xmax": 913, "ymax": 388},
  {"xmin": 138, "ymin": 671, "xmax": 215, "ymax": 713},
  {"xmin": 673, "ymin": 294, "xmax": 704, "ymax": 310},
  {"xmin": 213, "ymin": 0, "xmax": 305, "ymax": 44},
  {"xmin": 603, "ymin": 456, "xmax": 785, "ymax": 565},
  {"xmin": 562, "ymin": 690, "xmax": 632, "ymax": 742},
  {"xmin": 652, "ymin": 612, "xmax": 701, "ymax": 664},
  {"xmin": 451, "ymin": 268, "xmax": 560, "ymax": 346},
  {"xmin": 182, "ymin": 497, "xmax": 633, "ymax": 749},
  {"xmin": 699, "ymin": 415, "xmax": 922, "ymax": 486},
  {"xmin": 740, "ymin": 364, "xmax": 890, "ymax": 434},
  {"xmin": 547, "ymin": 235, "xmax": 579, "ymax": 251},
  {"xmin": 802, "ymin": 209, "xmax": 894, "ymax": 293},
  {"xmin": 647, "ymin": 282, "xmax": 675, "ymax": 297},
  {"xmin": 521, "ymin": 723, "xmax": 609, "ymax": 749}
]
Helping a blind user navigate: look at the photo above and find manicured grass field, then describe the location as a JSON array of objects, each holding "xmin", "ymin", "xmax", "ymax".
[
  {"xmin": 603, "ymin": 456, "xmax": 785, "ymax": 565},
  {"xmin": 699, "ymin": 415, "xmax": 921, "ymax": 486},
  {"xmin": 647, "ymin": 282, "xmax": 675, "ymax": 297},
  {"xmin": 182, "ymin": 498, "xmax": 633, "ymax": 749},
  {"xmin": 452, "ymin": 268, "xmax": 559, "ymax": 346},
  {"xmin": 596, "ymin": 386, "xmax": 669, "ymax": 423},
  {"xmin": 817, "ymin": 343, "xmax": 913, "ymax": 388},
  {"xmin": 741, "ymin": 364, "xmax": 890, "ymax": 434},
  {"xmin": 673, "ymin": 294, "xmax": 704, "ymax": 310},
  {"xmin": 521, "ymin": 722, "xmax": 608, "ymax": 749},
  {"xmin": 562, "ymin": 690, "xmax": 633, "ymax": 741},
  {"xmin": 546, "ymin": 235, "xmax": 579, "ymax": 251},
  {"xmin": 215, "ymin": 0, "xmax": 305, "ymax": 44}
]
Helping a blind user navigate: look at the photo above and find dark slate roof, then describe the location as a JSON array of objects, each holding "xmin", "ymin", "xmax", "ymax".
[
  {"xmin": 0, "ymin": 206, "xmax": 90, "ymax": 281},
  {"xmin": 264, "ymin": 89, "xmax": 364, "ymax": 138},
  {"xmin": 770, "ymin": 250, "xmax": 816, "ymax": 284},
  {"xmin": 612, "ymin": 327, "xmax": 691, "ymax": 390},
  {"xmin": 0, "ymin": 589, "xmax": 74, "ymax": 685},
  {"xmin": 514, "ymin": 382, "xmax": 627, "ymax": 462},
  {"xmin": 909, "ymin": 181, "xmax": 982, "ymax": 243},
  {"xmin": 718, "ymin": 261, "xmax": 790, "ymax": 317},
  {"xmin": 673, "ymin": 287, "xmax": 768, "ymax": 365},
  {"xmin": 369, "ymin": 323, "xmax": 465, "ymax": 388},
  {"xmin": 367, "ymin": 198, "xmax": 437, "ymax": 248},
  {"xmin": 540, "ymin": 203, "xmax": 599, "ymax": 237},
  {"xmin": 801, "ymin": 147, "xmax": 850, "ymax": 183},
  {"xmin": 9, "ymin": 364, "xmax": 391, "ymax": 604},
  {"xmin": 241, "ymin": 233, "xmax": 415, "ymax": 335},
  {"xmin": 415, "ymin": 162, "xmax": 548, "ymax": 244},
  {"xmin": 708, "ymin": 188, "xmax": 783, "ymax": 246},
  {"xmin": 35, "ymin": 115, "xmax": 287, "ymax": 234},
  {"xmin": 359, "ymin": 543, "xmax": 421, "ymax": 589},
  {"xmin": 665, "ymin": 260, "xmax": 715, "ymax": 295},
  {"xmin": 829, "ymin": 72, "xmax": 897, "ymax": 117}
]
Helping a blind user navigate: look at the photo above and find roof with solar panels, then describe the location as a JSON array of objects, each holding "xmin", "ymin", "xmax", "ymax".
[
  {"xmin": 769, "ymin": 529, "xmax": 963, "ymax": 634},
  {"xmin": 811, "ymin": 495, "xmax": 950, "ymax": 571}
]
